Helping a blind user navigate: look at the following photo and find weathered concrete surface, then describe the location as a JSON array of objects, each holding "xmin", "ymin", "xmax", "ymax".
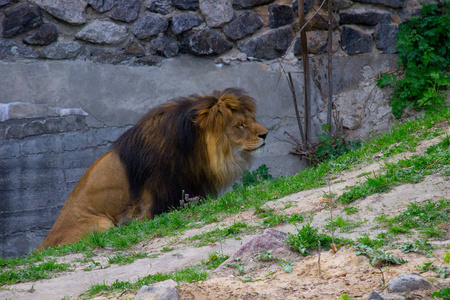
[{"xmin": 0, "ymin": 54, "xmax": 398, "ymax": 257}]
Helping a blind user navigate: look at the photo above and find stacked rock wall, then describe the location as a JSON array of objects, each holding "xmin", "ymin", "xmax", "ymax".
[
  {"xmin": 0, "ymin": 0, "xmax": 422, "ymax": 64},
  {"xmin": 0, "ymin": 0, "xmax": 434, "ymax": 257}
]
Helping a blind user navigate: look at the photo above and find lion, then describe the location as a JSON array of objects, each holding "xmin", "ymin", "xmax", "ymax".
[{"xmin": 36, "ymin": 88, "xmax": 268, "ymax": 251}]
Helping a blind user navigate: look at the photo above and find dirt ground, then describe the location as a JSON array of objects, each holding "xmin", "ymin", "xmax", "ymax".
[{"xmin": 1, "ymin": 127, "xmax": 449, "ymax": 300}]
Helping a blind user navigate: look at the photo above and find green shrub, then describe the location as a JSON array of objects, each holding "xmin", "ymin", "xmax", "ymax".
[{"xmin": 377, "ymin": 2, "xmax": 450, "ymax": 117}]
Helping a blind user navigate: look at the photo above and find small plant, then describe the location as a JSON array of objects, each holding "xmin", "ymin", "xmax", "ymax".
[
  {"xmin": 225, "ymin": 257, "xmax": 245, "ymax": 274},
  {"xmin": 286, "ymin": 223, "xmax": 335, "ymax": 256},
  {"xmin": 357, "ymin": 234, "xmax": 388, "ymax": 249},
  {"xmin": 339, "ymin": 295, "xmax": 355, "ymax": 300},
  {"xmin": 433, "ymin": 287, "xmax": 450, "ymax": 300},
  {"xmin": 343, "ymin": 206, "xmax": 358, "ymax": 215},
  {"xmin": 233, "ymin": 164, "xmax": 273, "ymax": 189},
  {"xmin": 355, "ymin": 245, "xmax": 407, "ymax": 267},
  {"xmin": 108, "ymin": 252, "xmax": 148, "ymax": 265},
  {"xmin": 377, "ymin": 2, "xmax": 450, "ymax": 117},
  {"xmin": 161, "ymin": 246, "xmax": 175, "ymax": 253},
  {"xmin": 418, "ymin": 261, "xmax": 450, "ymax": 279},
  {"xmin": 179, "ymin": 191, "xmax": 201, "ymax": 208},
  {"xmin": 398, "ymin": 240, "xmax": 433, "ymax": 253},
  {"xmin": 204, "ymin": 252, "xmax": 229, "ymax": 270}
]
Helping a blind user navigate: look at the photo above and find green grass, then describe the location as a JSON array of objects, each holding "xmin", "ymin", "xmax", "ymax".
[
  {"xmin": 83, "ymin": 266, "xmax": 208, "ymax": 297},
  {"xmin": 0, "ymin": 260, "xmax": 70, "ymax": 285},
  {"xmin": 325, "ymin": 215, "xmax": 365, "ymax": 233},
  {"xmin": 107, "ymin": 252, "xmax": 149, "ymax": 265},
  {"xmin": 187, "ymin": 222, "xmax": 255, "ymax": 247},
  {"xmin": 376, "ymin": 199, "xmax": 450, "ymax": 239},
  {"xmin": 1, "ymin": 106, "xmax": 449, "ymax": 287}
]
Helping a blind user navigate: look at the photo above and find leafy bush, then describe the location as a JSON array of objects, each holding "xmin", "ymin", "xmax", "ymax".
[
  {"xmin": 377, "ymin": 2, "xmax": 450, "ymax": 117},
  {"xmin": 433, "ymin": 287, "xmax": 450, "ymax": 300},
  {"xmin": 233, "ymin": 164, "xmax": 273, "ymax": 189}
]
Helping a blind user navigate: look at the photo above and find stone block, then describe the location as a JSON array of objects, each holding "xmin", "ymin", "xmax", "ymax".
[
  {"xmin": 223, "ymin": 10, "xmax": 263, "ymax": 40},
  {"xmin": 61, "ymin": 148, "xmax": 99, "ymax": 169},
  {"xmin": 132, "ymin": 13, "xmax": 169, "ymax": 40},
  {"xmin": 43, "ymin": 42, "xmax": 82, "ymax": 59},
  {"xmin": 87, "ymin": 0, "xmax": 118, "ymax": 12},
  {"xmin": 200, "ymin": 0, "xmax": 235, "ymax": 28},
  {"xmin": 75, "ymin": 20, "xmax": 128, "ymax": 45},
  {"xmin": 88, "ymin": 127, "xmax": 127, "ymax": 146},
  {"xmin": 85, "ymin": 48, "xmax": 126, "ymax": 64},
  {"xmin": 2, "ymin": 3, "xmax": 43, "ymax": 38},
  {"xmin": 375, "ymin": 24, "xmax": 398, "ymax": 54},
  {"xmin": 232, "ymin": 0, "xmax": 273, "ymax": 9},
  {"xmin": 183, "ymin": 29, "xmax": 233, "ymax": 56},
  {"xmin": 353, "ymin": 0, "xmax": 405, "ymax": 8},
  {"xmin": 147, "ymin": 0, "xmax": 174, "ymax": 15},
  {"xmin": 0, "ymin": 40, "xmax": 34, "ymax": 61},
  {"xmin": 110, "ymin": 0, "xmax": 141, "ymax": 23},
  {"xmin": 29, "ymin": 0, "xmax": 87, "ymax": 25},
  {"xmin": 150, "ymin": 35, "xmax": 179, "ymax": 58},
  {"xmin": 23, "ymin": 23, "xmax": 58, "ymax": 46},
  {"xmin": 0, "ymin": 167, "xmax": 21, "ymax": 191},
  {"xmin": 170, "ymin": 13, "xmax": 204, "ymax": 35},
  {"xmin": 268, "ymin": 4, "xmax": 294, "ymax": 28},
  {"xmin": 0, "ymin": 139, "xmax": 20, "ymax": 159},
  {"xmin": 171, "ymin": 0, "xmax": 199, "ymax": 10},
  {"xmin": 341, "ymin": 26, "xmax": 373, "ymax": 55},
  {"xmin": 237, "ymin": 25, "xmax": 293, "ymax": 60},
  {"xmin": 339, "ymin": 9, "xmax": 392, "ymax": 26},
  {"xmin": 23, "ymin": 120, "xmax": 45, "ymax": 137},
  {"xmin": 20, "ymin": 134, "xmax": 63, "ymax": 155}
]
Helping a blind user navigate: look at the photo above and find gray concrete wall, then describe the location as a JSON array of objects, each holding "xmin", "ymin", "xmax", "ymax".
[{"xmin": 0, "ymin": 54, "xmax": 398, "ymax": 257}]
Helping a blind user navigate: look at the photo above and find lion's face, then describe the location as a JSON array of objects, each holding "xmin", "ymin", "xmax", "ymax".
[{"xmin": 226, "ymin": 111, "xmax": 268, "ymax": 152}]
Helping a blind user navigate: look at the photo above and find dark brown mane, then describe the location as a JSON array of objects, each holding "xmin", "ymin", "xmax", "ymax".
[{"xmin": 113, "ymin": 88, "xmax": 256, "ymax": 216}]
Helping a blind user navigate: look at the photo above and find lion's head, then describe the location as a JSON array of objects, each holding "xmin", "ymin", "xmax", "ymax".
[{"xmin": 36, "ymin": 88, "xmax": 267, "ymax": 250}]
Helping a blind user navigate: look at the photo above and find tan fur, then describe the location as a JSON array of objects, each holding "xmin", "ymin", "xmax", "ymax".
[{"xmin": 36, "ymin": 89, "xmax": 267, "ymax": 251}]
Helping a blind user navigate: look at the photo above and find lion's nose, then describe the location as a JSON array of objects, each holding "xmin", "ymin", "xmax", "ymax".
[{"xmin": 259, "ymin": 132, "xmax": 268, "ymax": 140}]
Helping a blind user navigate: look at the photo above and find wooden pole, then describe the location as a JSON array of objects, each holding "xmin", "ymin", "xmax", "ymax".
[
  {"xmin": 327, "ymin": 0, "xmax": 333, "ymax": 135},
  {"xmin": 299, "ymin": 0, "xmax": 311, "ymax": 145}
]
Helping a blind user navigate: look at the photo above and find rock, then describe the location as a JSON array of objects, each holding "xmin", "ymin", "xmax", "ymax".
[
  {"xmin": 375, "ymin": 24, "xmax": 398, "ymax": 54},
  {"xmin": 170, "ymin": 13, "xmax": 203, "ymax": 35},
  {"xmin": 341, "ymin": 26, "xmax": 372, "ymax": 55},
  {"xmin": 232, "ymin": 0, "xmax": 273, "ymax": 9},
  {"xmin": 215, "ymin": 228, "xmax": 296, "ymax": 276},
  {"xmin": 123, "ymin": 39, "xmax": 146, "ymax": 57},
  {"xmin": 150, "ymin": 35, "xmax": 179, "ymax": 57},
  {"xmin": 304, "ymin": 9, "xmax": 339, "ymax": 31},
  {"xmin": 268, "ymin": 4, "xmax": 293, "ymax": 28},
  {"xmin": 85, "ymin": 48, "xmax": 126, "ymax": 64},
  {"xmin": 183, "ymin": 29, "xmax": 232, "ymax": 56},
  {"xmin": 2, "ymin": 3, "xmax": 43, "ymax": 38},
  {"xmin": 110, "ymin": 0, "xmax": 141, "ymax": 23},
  {"xmin": 0, "ymin": 40, "xmax": 34, "ymax": 60},
  {"xmin": 378, "ymin": 293, "xmax": 405, "ymax": 300},
  {"xmin": 0, "ymin": 0, "xmax": 19, "ymax": 7},
  {"xmin": 339, "ymin": 9, "xmax": 392, "ymax": 26},
  {"xmin": 23, "ymin": 23, "xmax": 58, "ymax": 46},
  {"xmin": 132, "ymin": 13, "xmax": 169, "ymax": 40},
  {"xmin": 135, "ymin": 284, "xmax": 179, "ymax": 300},
  {"xmin": 223, "ymin": 10, "xmax": 263, "ymax": 40},
  {"xmin": 43, "ymin": 41, "xmax": 82, "ymax": 59},
  {"xmin": 87, "ymin": 0, "xmax": 118, "ymax": 13},
  {"xmin": 367, "ymin": 291, "xmax": 384, "ymax": 300},
  {"xmin": 29, "ymin": 0, "xmax": 87, "ymax": 25},
  {"xmin": 171, "ymin": 0, "xmax": 199, "ymax": 10},
  {"xmin": 147, "ymin": 0, "xmax": 174, "ymax": 15},
  {"xmin": 294, "ymin": 30, "xmax": 340, "ymax": 55},
  {"xmin": 76, "ymin": 20, "xmax": 128, "ymax": 44},
  {"xmin": 292, "ymin": 0, "xmax": 314, "ymax": 14},
  {"xmin": 134, "ymin": 55, "xmax": 162, "ymax": 66},
  {"xmin": 200, "ymin": 0, "xmax": 235, "ymax": 28},
  {"xmin": 237, "ymin": 25, "xmax": 293, "ymax": 60},
  {"xmin": 353, "ymin": 0, "xmax": 405, "ymax": 9},
  {"xmin": 155, "ymin": 279, "xmax": 178, "ymax": 288},
  {"xmin": 389, "ymin": 273, "xmax": 431, "ymax": 293}
]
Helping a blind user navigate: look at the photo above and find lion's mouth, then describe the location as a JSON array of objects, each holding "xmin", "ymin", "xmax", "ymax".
[{"xmin": 247, "ymin": 142, "xmax": 266, "ymax": 152}]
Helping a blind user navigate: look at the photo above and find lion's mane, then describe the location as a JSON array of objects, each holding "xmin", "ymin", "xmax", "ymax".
[{"xmin": 114, "ymin": 88, "xmax": 256, "ymax": 215}]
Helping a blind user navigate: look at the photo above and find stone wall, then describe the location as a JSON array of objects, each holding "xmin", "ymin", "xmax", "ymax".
[{"xmin": 0, "ymin": 0, "xmax": 433, "ymax": 257}]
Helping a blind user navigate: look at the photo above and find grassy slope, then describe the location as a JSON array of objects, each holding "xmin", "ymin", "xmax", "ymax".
[{"xmin": 1, "ymin": 107, "xmax": 449, "ymax": 294}]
